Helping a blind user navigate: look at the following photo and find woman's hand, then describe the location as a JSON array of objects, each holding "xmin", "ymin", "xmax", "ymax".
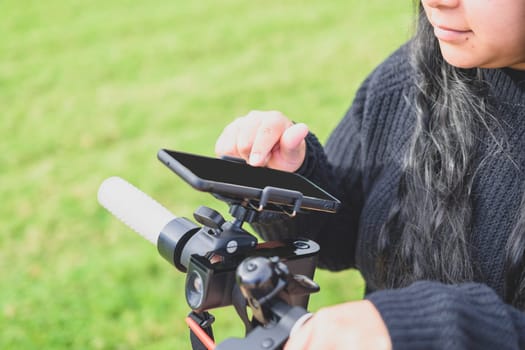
[
  {"xmin": 215, "ymin": 110, "xmax": 309, "ymax": 172},
  {"xmin": 285, "ymin": 300, "xmax": 392, "ymax": 350}
]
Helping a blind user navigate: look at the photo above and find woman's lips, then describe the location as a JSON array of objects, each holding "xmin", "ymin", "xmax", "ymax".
[{"xmin": 433, "ymin": 25, "xmax": 472, "ymax": 43}]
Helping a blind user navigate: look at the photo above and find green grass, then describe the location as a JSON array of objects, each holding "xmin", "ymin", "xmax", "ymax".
[{"xmin": 1, "ymin": 1, "xmax": 412, "ymax": 348}]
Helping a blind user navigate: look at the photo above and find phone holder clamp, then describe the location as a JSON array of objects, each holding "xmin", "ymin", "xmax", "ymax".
[{"xmin": 258, "ymin": 186, "xmax": 303, "ymax": 217}]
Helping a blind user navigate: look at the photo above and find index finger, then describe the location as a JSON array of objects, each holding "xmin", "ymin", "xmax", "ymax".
[
  {"xmin": 249, "ymin": 112, "xmax": 291, "ymax": 166},
  {"xmin": 215, "ymin": 117, "xmax": 242, "ymax": 158}
]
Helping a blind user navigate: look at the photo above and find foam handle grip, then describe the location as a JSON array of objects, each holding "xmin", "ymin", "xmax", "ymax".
[{"xmin": 97, "ymin": 176, "xmax": 176, "ymax": 245}]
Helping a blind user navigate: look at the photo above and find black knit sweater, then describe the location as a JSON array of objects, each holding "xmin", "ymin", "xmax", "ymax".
[{"xmin": 252, "ymin": 43, "xmax": 525, "ymax": 348}]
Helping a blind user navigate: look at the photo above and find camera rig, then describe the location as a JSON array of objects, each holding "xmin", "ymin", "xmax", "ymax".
[
  {"xmin": 98, "ymin": 152, "xmax": 338, "ymax": 349},
  {"xmin": 159, "ymin": 193, "xmax": 321, "ymax": 350}
]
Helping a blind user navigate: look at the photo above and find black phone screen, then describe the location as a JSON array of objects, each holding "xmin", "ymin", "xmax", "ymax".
[{"xmin": 158, "ymin": 149, "xmax": 340, "ymax": 212}]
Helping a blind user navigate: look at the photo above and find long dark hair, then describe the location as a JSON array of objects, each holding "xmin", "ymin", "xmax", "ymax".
[{"xmin": 374, "ymin": 2, "xmax": 525, "ymax": 309}]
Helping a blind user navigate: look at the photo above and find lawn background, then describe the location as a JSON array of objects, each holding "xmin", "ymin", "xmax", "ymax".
[{"xmin": 1, "ymin": 1, "xmax": 412, "ymax": 348}]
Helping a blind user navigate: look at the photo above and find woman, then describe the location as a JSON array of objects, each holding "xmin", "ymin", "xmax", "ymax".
[{"xmin": 215, "ymin": 0, "xmax": 525, "ymax": 348}]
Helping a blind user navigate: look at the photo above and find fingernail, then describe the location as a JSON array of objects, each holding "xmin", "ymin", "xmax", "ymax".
[{"xmin": 249, "ymin": 152, "xmax": 261, "ymax": 165}]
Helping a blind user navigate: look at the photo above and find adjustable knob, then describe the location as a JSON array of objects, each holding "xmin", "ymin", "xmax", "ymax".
[
  {"xmin": 237, "ymin": 257, "xmax": 280, "ymax": 301},
  {"xmin": 193, "ymin": 206, "xmax": 226, "ymax": 229}
]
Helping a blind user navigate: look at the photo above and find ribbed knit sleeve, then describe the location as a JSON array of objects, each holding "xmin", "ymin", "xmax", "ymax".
[
  {"xmin": 251, "ymin": 42, "xmax": 414, "ymax": 270},
  {"xmin": 367, "ymin": 281, "xmax": 525, "ymax": 349},
  {"xmin": 251, "ymin": 75, "xmax": 370, "ymax": 270}
]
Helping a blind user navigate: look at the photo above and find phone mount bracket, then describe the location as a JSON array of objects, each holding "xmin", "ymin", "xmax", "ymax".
[
  {"xmin": 258, "ymin": 186, "xmax": 303, "ymax": 217},
  {"xmin": 217, "ymin": 156, "xmax": 304, "ymax": 217}
]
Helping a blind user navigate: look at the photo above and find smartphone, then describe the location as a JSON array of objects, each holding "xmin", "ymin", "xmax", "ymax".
[{"xmin": 157, "ymin": 149, "xmax": 340, "ymax": 213}]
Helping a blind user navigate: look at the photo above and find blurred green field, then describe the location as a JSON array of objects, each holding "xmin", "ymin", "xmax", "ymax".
[{"xmin": 1, "ymin": 1, "xmax": 412, "ymax": 348}]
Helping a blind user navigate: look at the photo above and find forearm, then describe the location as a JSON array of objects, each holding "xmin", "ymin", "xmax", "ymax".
[
  {"xmin": 251, "ymin": 133, "xmax": 363, "ymax": 270},
  {"xmin": 367, "ymin": 281, "xmax": 525, "ymax": 349}
]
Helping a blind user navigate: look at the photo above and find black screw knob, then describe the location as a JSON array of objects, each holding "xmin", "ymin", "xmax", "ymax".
[{"xmin": 193, "ymin": 206, "xmax": 226, "ymax": 229}]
